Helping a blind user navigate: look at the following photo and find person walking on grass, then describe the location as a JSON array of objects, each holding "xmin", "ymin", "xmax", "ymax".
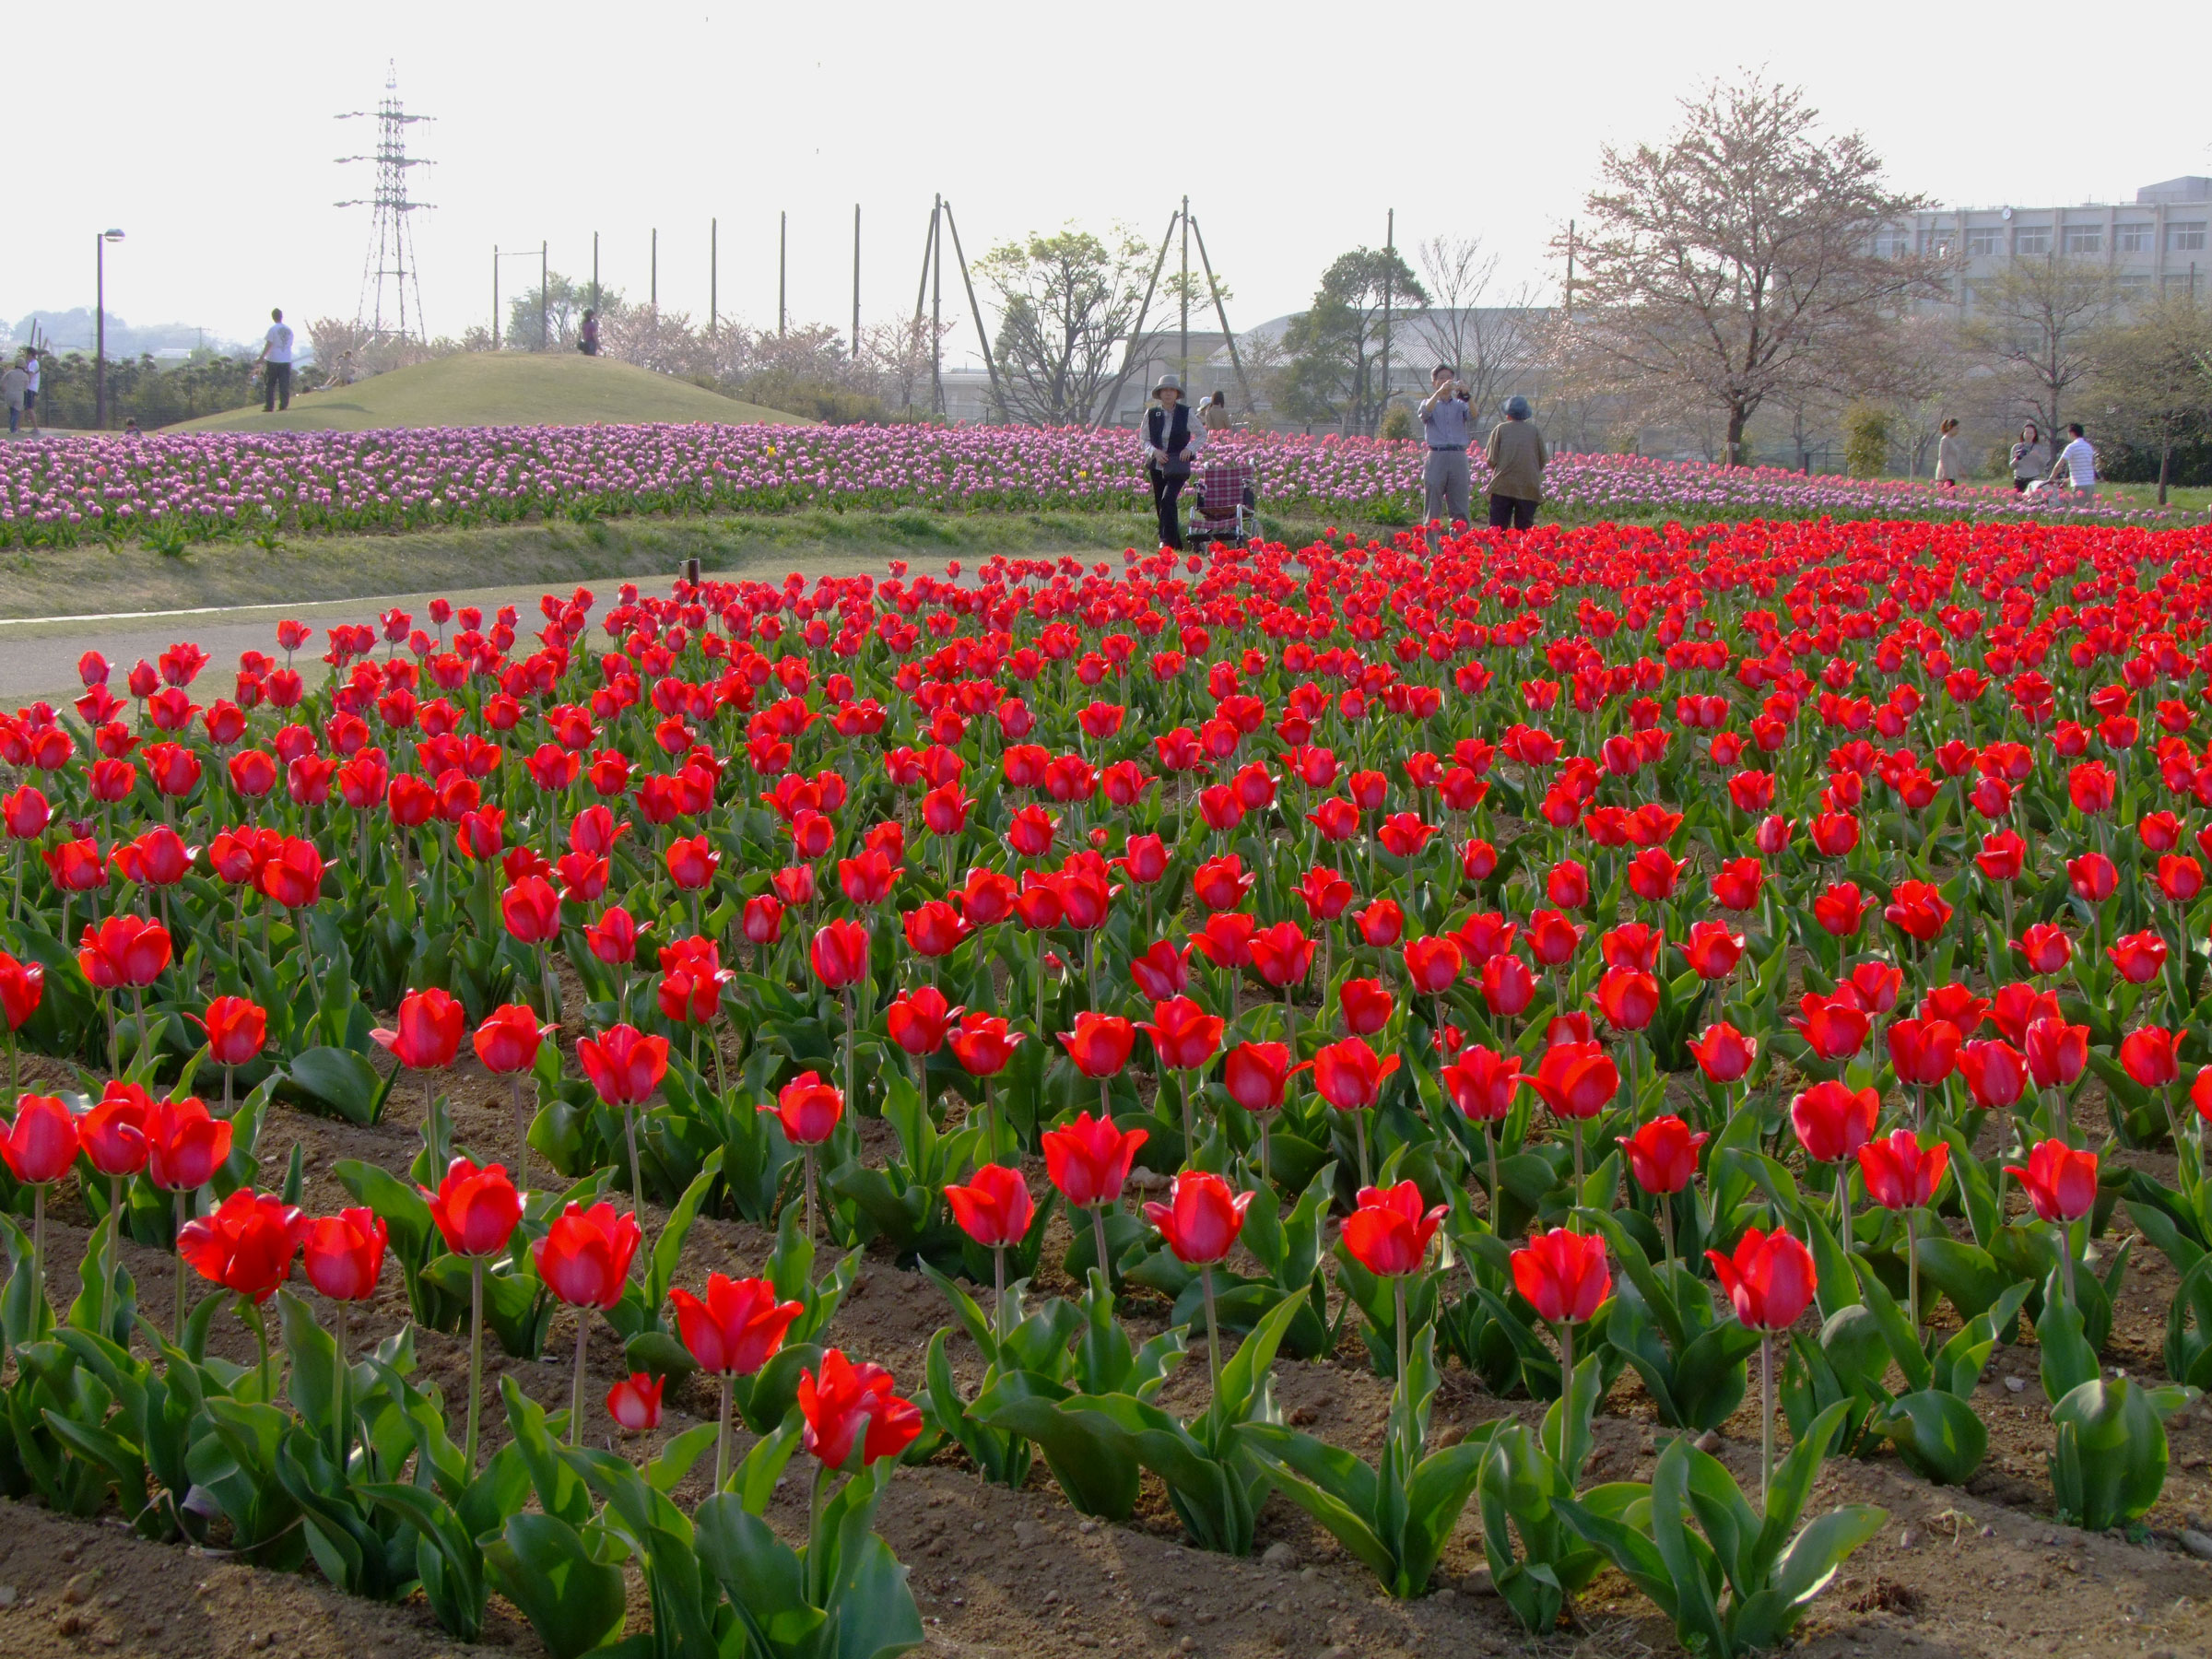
[
  {"xmin": 1483, "ymin": 394, "xmax": 1548, "ymax": 531},
  {"xmin": 1418, "ymin": 365, "xmax": 1473, "ymax": 547},
  {"xmin": 20, "ymin": 347, "xmax": 41, "ymax": 432},
  {"xmin": 1139, "ymin": 373, "xmax": 1205, "ymax": 550},
  {"xmin": 2046, "ymin": 422, "xmax": 2096, "ymax": 502},
  {"xmin": 255, "ymin": 308, "xmax": 295, "ymax": 412},
  {"xmin": 579, "ymin": 310, "xmax": 601, "ymax": 357},
  {"xmin": 1934, "ymin": 418, "xmax": 1964, "ymax": 489},
  {"xmin": 2009, "ymin": 421, "xmax": 2046, "ymax": 494}
]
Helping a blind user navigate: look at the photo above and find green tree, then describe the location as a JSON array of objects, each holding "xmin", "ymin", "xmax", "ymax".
[
  {"xmin": 1842, "ymin": 403, "xmax": 1891, "ymax": 477},
  {"xmin": 977, "ymin": 225, "xmax": 1156, "ymax": 426},
  {"xmin": 1280, "ymin": 247, "xmax": 1427, "ymax": 436},
  {"xmin": 505, "ymin": 271, "xmax": 599, "ymax": 352}
]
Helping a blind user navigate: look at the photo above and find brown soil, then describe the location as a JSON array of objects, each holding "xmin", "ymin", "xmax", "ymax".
[{"xmin": 6, "ymin": 1035, "xmax": 2212, "ymax": 1659}]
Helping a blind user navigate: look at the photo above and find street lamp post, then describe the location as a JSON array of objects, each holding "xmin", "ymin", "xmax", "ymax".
[{"xmin": 95, "ymin": 229, "xmax": 124, "ymax": 430}]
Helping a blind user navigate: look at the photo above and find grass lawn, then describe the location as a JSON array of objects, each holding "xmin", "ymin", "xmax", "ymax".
[
  {"xmin": 2077, "ymin": 479, "xmax": 2212, "ymax": 514},
  {"xmin": 159, "ymin": 353, "xmax": 809, "ymax": 435},
  {"xmin": 0, "ymin": 508, "xmax": 1352, "ymax": 622}
]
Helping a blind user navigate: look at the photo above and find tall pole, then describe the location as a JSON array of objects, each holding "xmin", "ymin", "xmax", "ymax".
[
  {"xmin": 593, "ymin": 231, "xmax": 600, "ymax": 312},
  {"xmin": 1179, "ymin": 194, "xmax": 1190, "ymax": 384},
  {"xmin": 943, "ymin": 202, "xmax": 1005, "ymax": 424},
  {"xmin": 852, "ymin": 204, "xmax": 862, "ymax": 357},
  {"xmin": 540, "ymin": 241, "xmax": 548, "ymax": 351},
  {"xmin": 492, "ymin": 245, "xmax": 500, "ymax": 351},
  {"xmin": 95, "ymin": 233, "xmax": 107, "ymax": 430},
  {"xmin": 1564, "ymin": 218, "xmax": 1575, "ymax": 321},
  {"xmin": 652, "ymin": 228, "xmax": 658, "ymax": 312},
  {"xmin": 1379, "ymin": 208, "xmax": 1394, "ymax": 438},
  {"xmin": 711, "ymin": 218, "xmax": 719, "ymax": 330},
  {"xmin": 931, "ymin": 194, "xmax": 944, "ymax": 418},
  {"xmin": 1189, "ymin": 216, "xmax": 1255, "ymax": 418},
  {"xmin": 779, "ymin": 211, "xmax": 788, "ymax": 337},
  {"xmin": 1098, "ymin": 211, "xmax": 1179, "ymax": 430}
]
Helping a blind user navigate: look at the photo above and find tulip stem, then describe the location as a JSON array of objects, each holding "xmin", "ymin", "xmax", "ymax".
[
  {"xmin": 172, "ymin": 1189, "xmax": 190, "ymax": 1342},
  {"xmin": 334, "ymin": 1301, "xmax": 350, "ymax": 1474},
  {"xmin": 509, "ymin": 1074, "xmax": 531, "ymax": 1195},
  {"xmin": 31, "ymin": 1182, "xmax": 46, "ymax": 1320},
  {"xmin": 1905, "ymin": 1206, "xmax": 1923, "ymax": 1336},
  {"xmin": 1200, "ymin": 1264, "xmax": 1223, "ymax": 1395},
  {"xmin": 803, "ymin": 1145, "xmax": 818, "ymax": 1245},
  {"xmin": 1571, "ymin": 1119, "xmax": 1585, "ymax": 1218},
  {"xmin": 1556, "ymin": 1317, "xmax": 1573, "ymax": 1406},
  {"xmin": 1659, "ymin": 1188, "xmax": 1676, "ymax": 1280},
  {"xmin": 465, "ymin": 1256, "xmax": 486, "ymax": 1472},
  {"xmin": 1393, "ymin": 1278, "xmax": 1410, "ymax": 1435},
  {"xmin": 1759, "ymin": 1332, "xmax": 1775, "ymax": 1514},
  {"xmin": 841, "ymin": 986, "xmax": 857, "ymax": 1127},
  {"xmin": 1091, "ymin": 1205, "xmax": 1113, "ymax": 1288},
  {"xmin": 103, "ymin": 1173, "xmax": 123, "ymax": 1343},
  {"xmin": 244, "ymin": 1294, "xmax": 273, "ymax": 1403},
  {"xmin": 624, "ymin": 1104, "xmax": 645, "ymax": 1225},
  {"xmin": 1835, "ymin": 1166, "xmax": 1854, "ymax": 1263},
  {"xmin": 1259, "ymin": 1115, "xmax": 1272, "ymax": 1186},
  {"xmin": 1353, "ymin": 1109, "xmax": 1371, "ymax": 1188},
  {"xmin": 2059, "ymin": 1218, "xmax": 2079, "ymax": 1309},
  {"xmin": 715, "ymin": 1371, "xmax": 734, "ymax": 1490},
  {"xmin": 992, "ymin": 1244, "xmax": 1008, "ymax": 1341},
  {"xmin": 570, "ymin": 1315, "xmax": 590, "ymax": 1447}
]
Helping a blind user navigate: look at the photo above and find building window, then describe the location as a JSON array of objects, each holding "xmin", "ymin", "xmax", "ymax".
[
  {"xmin": 2063, "ymin": 226, "xmax": 2101, "ymax": 253},
  {"xmin": 2164, "ymin": 272, "xmax": 2203, "ymax": 296},
  {"xmin": 2015, "ymin": 227, "xmax": 2052, "ymax": 255},
  {"xmin": 2117, "ymin": 224, "xmax": 2154, "ymax": 252},
  {"xmin": 2170, "ymin": 222, "xmax": 2207, "ymax": 253},
  {"xmin": 2117, "ymin": 275, "xmax": 2153, "ymax": 301},
  {"xmin": 1967, "ymin": 228, "xmax": 1999, "ymax": 256},
  {"xmin": 1918, "ymin": 229, "xmax": 1952, "ymax": 256}
]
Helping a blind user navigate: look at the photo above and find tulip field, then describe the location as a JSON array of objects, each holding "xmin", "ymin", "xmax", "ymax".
[
  {"xmin": 6, "ymin": 514, "xmax": 2212, "ymax": 1658},
  {"xmin": 0, "ymin": 423, "xmax": 2181, "ymax": 557}
]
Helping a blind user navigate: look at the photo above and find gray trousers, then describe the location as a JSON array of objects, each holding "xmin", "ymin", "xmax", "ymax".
[{"xmin": 1423, "ymin": 448, "xmax": 1471, "ymax": 531}]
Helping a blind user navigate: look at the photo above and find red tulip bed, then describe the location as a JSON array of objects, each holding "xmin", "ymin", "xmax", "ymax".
[{"xmin": 4, "ymin": 517, "xmax": 2212, "ymax": 1656}]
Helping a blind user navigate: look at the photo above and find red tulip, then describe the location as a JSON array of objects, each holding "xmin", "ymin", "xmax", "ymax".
[
  {"xmin": 2005, "ymin": 1139, "xmax": 2099, "ymax": 1224},
  {"xmin": 1618, "ymin": 1114, "xmax": 1707, "ymax": 1195},
  {"xmin": 767, "ymin": 1071, "xmax": 844, "ymax": 1145},
  {"xmin": 1042, "ymin": 1111, "xmax": 1149, "ymax": 1207},
  {"xmin": 1338, "ymin": 977, "xmax": 1394, "ymax": 1036},
  {"xmin": 1811, "ymin": 882, "xmax": 1870, "ymax": 937},
  {"xmin": 500, "ymin": 876, "xmax": 563, "ymax": 945},
  {"xmin": 1856, "ymin": 1131, "xmax": 1949, "ymax": 1212},
  {"xmin": 577, "ymin": 1023, "xmax": 670, "ymax": 1106},
  {"xmin": 423, "ymin": 1158, "xmax": 523, "ymax": 1256},
  {"xmin": 2107, "ymin": 930, "xmax": 2169, "ymax": 985},
  {"xmin": 1, "ymin": 1093, "xmax": 78, "ymax": 1184},
  {"xmin": 1888, "ymin": 1018, "xmax": 1962, "ymax": 1088},
  {"xmin": 147, "ymin": 1097, "xmax": 233, "ymax": 1192},
  {"xmin": 77, "ymin": 913, "xmax": 171, "ymax": 988},
  {"xmin": 1137, "ymin": 995, "xmax": 1222, "ymax": 1073},
  {"xmin": 1593, "ymin": 966, "xmax": 1659, "ymax": 1032},
  {"xmin": 1128, "ymin": 938, "xmax": 1192, "ymax": 1001},
  {"xmin": 1441, "ymin": 1045, "xmax": 1522, "ymax": 1123},
  {"xmin": 474, "ymin": 1004, "xmax": 552, "ymax": 1074},
  {"xmin": 1843, "ymin": 961, "xmax": 1904, "ymax": 1016},
  {"xmin": 535, "ymin": 1202, "xmax": 642, "ymax": 1308},
  {"xmin": 671, "ymin": 1273, "xmax": 805, "ymax": 1375},
  {"xmin": 1527, "ymin": 1041, "xmax": 1618, "ymax": 1121},
  {"xmin": 1059, "ymin": 1011, "xmax": 1135, "ymax": 1078},
  {"xmin": 1307, "ymin": 1038, "xmax": 1401, "ymax": 1112},
  {"xmin": 1679, "ymin": 920, "xmax": 1746, "ymax": 981},
  {"xmin": 945, "ymin": 1163, "xmax": 1035, "ymax": 1247},
  {"xmin": 1248, "ymin": 922, "xmax": 1315, "ymax": 989},
  {"xmin": 1354, "ymin": 899, "xmax": 1405, "ymax": 948},
  {"xmin": 80, "ymin": 1082, "xmax": 151, "ymax": 1177},
  {"xmin": 1958, "ymin": 1039, "xmax": 2028, "ymax": 1110},
  {"xmin": 798, "ymin": 1348, "xmax": 924, "ymax": 1468},
  {"xmin": 195, "ymin": 996, "xmax": 267, "ymax": 1067},
  {"xmin": 1688, "ymin": 1021, "xmax": 1758, "ymax": 1083},
  {"xmin": 810, "ymin": 918, "xmax": 871, "ymax": 989},
  {"xmin": 1790, "ymin": 1080, "xmax": 1879, "ymax": 1163},
  {"xmin": 1401, "ymin": 935, "xmax": 1463, "ymax": 994},
  {"xmin": 2023, "ymin": 1016, "xmax": 2089, "ymax": 1088},
  {"xmin": 2119, "ymin": 1025, "xmax": 2180, "ymax": 1089},
  {"xmin": 1340, "ymin": 1181, "xmax": 1446, "ymax": 1277},
  {"xmin": 665, "ymin": 834, "xmax": 720, "ymax": 891},
  {"xmin": 1221, "ymin": 1041, "xmax": 1293, "ymax": 1113},
  {"xmin": 179, "ymin": 1189, "xmax": 308, "ymax": 1303},
  {"xmin": 260, "ymin": 837, "xmax": 326, "ymax": 908},
  {"xmin": 1143, "ymin": 1171, "xmax": 1253, "ymax": 1265},
  {"xmin": 948, "ymin": 1010, "xmax": 1024, "ymax": 1077},
  {"xmin": 607, "ymin": 1373, "xmax": 665, "ymax": 1432},
  {"xmin": 0, "ymin": 951, "xmax": 43, "ymax": 1030},
  {"xmin": 885, "ymin": 983, "xmax": 962, "ymax": 1056},
  {"xmin": 585, "ymin": 906, "xmax": 644, "ymax": 967},
  {"xmin": 303, "ymin": 1206, "xmax": 389, "ymax": 1301},
  {"xmin": 1882, "ymin": 879, "xmax": 1952, "ymax": 942},
  {"xmin": 371, "ymin": 987, "xmax": 466, "ymax": 1072},
  {"xmin": 2065, "ymin": 853, "xmax": 2117, "ymax": 904},
  {"xmin": 1510, "ymin": 1227, "xmax": 1611, "ymax": 1324},
  {"xmin": 1707, "ymin": 1228, "xmax": 1817, "ymax": 1331}
]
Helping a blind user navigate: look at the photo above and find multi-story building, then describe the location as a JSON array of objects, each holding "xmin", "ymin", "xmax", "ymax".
[{"xmin": 1904, "ymin": 175, "xmax": 2209, "ymax": 312}]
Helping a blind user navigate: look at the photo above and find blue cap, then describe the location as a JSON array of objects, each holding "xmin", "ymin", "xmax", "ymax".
[{"xmin": 1503, "ymin": 395, "xmax": 1532, "ymax": 420}]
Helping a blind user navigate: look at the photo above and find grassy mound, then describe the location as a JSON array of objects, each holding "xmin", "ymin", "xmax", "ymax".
[{"xmin": 163, "ymin": 351, "xmax": 808, "ymax": 433}]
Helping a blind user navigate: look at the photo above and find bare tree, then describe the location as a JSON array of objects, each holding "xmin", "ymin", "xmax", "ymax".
[
  {"xmin": 1413, "ymin": 234, "xmax": 1546, "ymax": 439},
  {"xmin": 2088, "ymin": 292, "xmax": 2212, "ymax": 503},
  {"xmin": 1559, "ymin": 72, "xmax": 1944, "ymax": 465},
  {"xmin": 1963, "ymin": 255, "xmax": 2115, "ymax": 444}
]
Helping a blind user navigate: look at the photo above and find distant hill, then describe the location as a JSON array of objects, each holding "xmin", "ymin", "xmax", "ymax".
[{"xmin": 163, "ymin": 352, "xmax": 811, "ymax": 433}]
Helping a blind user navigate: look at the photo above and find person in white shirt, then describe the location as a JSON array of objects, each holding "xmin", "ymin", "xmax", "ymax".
[
  {"xmin": 1137, "ymin": 373, "xmax": 1206, "ymax": 549},
  {"xmin": 2046, "ymin": 422, "xmax": 2096, "ymax": 501},
  {"xmin": 255, "ymin": 307, "xmax": 295, "ymax": 412},
  {"xmin": 1933, "ymin": 418, "xmax": 1963, "ymax": 488},
  {"xmin": 20, "ymin": 349, "xmax": 40, "ymax": 431}
]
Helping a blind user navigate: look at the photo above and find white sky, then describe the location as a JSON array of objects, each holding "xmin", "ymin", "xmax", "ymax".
[{"xmin": 15, "ymin": 0, "xmax": 2209, "ymax": 363}]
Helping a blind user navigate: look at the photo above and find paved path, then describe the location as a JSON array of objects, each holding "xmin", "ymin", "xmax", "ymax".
[{"xmin": 0, "ymin": 575, "xmax": 700, "ymax": 709}]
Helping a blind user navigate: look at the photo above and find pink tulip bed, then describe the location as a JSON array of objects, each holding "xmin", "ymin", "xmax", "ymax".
[
  {"xmin": 0, "ymin": 425, "xmax": 2178, "ymax": 555},
  {"xmin": 1, "ymin": 517, "xmax": 2212, "ymax": 1659}
]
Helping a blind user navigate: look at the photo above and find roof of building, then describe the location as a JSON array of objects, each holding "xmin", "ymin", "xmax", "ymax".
[{"xmin": 2138, "ymin": 176, "xmax": 2212, "ymax": 206}]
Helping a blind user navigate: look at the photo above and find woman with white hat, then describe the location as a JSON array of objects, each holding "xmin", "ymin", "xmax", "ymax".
[{"xmin": 1139, "ymin": 373, "xmax": 1206, "ymax": 549}]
